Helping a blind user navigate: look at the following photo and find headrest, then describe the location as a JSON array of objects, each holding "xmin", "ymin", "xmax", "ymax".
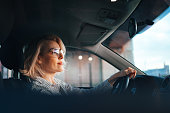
[{"xmin": 0, "ymin": 38, "xmax": 24, "ymax": 70}]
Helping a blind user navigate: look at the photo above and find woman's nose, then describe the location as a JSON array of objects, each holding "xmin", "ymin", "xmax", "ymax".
[{"xmin": 58, "ymin": 53, "xmax": 64, "ymax": 59}]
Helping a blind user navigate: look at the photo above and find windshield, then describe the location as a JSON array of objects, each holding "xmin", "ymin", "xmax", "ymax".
[{"xmin": 103, "ymin": 8, "xmax": 170, "ymax": 77}]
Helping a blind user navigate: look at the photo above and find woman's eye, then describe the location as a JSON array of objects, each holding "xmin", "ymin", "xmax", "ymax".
[
  {"xmin": 54, "ymin": 49, "xmax": 60, "ymax": 54},
  {"xmin": 54, "ymin": 52, "xmax": 59, "ymax": 55}
]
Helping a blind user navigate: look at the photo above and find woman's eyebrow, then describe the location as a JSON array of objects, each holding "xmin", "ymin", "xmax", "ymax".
[{"xmin": 50, "ymin": 48, "xmax": 60, "ymax": 50}]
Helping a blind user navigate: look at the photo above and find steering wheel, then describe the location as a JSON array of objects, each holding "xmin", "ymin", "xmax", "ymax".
[{"xmin": 112, "ymin": 76, "xmax": 130, "ymax": 94}]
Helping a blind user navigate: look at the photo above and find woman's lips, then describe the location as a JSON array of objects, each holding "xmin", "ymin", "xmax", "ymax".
[{"xmin": 57, "ymin": 62, "xmax": 63, "ymax": 65}]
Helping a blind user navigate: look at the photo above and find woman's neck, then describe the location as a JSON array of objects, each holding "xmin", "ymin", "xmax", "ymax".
[{"xmin": 41, "ymin": 73, "xmax": 56, "ymax": 85}]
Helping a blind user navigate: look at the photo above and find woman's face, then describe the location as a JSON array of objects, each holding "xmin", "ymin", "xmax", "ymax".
[{"xmin": 37, "ymin": 40, "xmax": 65, "ymax": 74}]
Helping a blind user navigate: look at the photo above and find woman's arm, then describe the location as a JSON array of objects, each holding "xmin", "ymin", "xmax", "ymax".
[
  {"xmin": 108, "ymin": 67, "xmax": 137, "ymax": 86},
  {"xmin": 64, "ymin": 67, "xmax": 137, "ymax": 95}
]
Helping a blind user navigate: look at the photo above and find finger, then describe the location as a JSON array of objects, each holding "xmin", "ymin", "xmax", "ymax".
[
  {"xmin": 125, "ymin": 68, "xmax": 136, "ymax": 76},
  {"xmin": 130, "ymin": 68, "xmax": 135, "ymax": 73},
  {"xmin": 129, "ymin": 72, "xmax": 135, "ymax": 79},
  {"xmin": 133, "ymin": 74, "xmax": 136, "ymax": 79},
  {"xmin": 125, "ymin": 69, "xmax": 133, "ymax": 76},
  {"xmin": 128, "ymin": 69, "xmax": 134, "ymax": 75},
  {"xmin": 124, "ymin": 69, "xmax": 129, "ymax": 75},
  {"xmin": 129, "ymin": 74, "xmax": 133, "ymax": 79},
  {"xmin": 132, "ymin": 70, "xmax": 137, "ymax": 79}
]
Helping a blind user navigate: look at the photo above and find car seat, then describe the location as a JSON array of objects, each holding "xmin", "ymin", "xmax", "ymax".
[{"xmin": 0, "ymin": 37, "xmax": 30, "ymax": 92}]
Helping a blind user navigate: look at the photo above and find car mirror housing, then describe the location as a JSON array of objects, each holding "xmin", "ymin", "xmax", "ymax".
[{"xmin": 128, "ymin": 18, "xmax": 137, "ymax": 39}]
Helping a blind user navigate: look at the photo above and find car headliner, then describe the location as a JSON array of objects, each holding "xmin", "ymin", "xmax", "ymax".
[{"xmin": 1, "ymin": 0, "xmax": 168, "ymax": 47}]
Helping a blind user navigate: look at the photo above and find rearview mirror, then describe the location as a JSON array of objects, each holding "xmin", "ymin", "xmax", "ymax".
[
  {"xmin": 128, "ymin": 18, "xmax": 137, "ymax": 39},
  {"xmin": 128, "ymin": 18, "xmax": 154, "ymax": 39}
]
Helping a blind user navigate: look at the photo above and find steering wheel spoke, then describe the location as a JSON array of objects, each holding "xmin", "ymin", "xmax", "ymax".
[{"xmin": 112, "ymin": 76, "xmax": 130, "ymax": 94}]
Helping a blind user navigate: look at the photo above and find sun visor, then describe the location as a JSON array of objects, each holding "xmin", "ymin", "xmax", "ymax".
[{"xmin": 76, "ymin": 24, "xmax": 107, "ymax": 45}]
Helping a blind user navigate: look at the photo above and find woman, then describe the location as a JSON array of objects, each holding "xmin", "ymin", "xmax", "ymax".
[{"xmin": 20, "ymin": 34, "xmax": 137, "ymax": 95}]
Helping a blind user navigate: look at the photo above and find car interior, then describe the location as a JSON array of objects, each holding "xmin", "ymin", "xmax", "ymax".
[{"xmin": 0, "ymin": 0, "xmax": 170, "ymax": 103}]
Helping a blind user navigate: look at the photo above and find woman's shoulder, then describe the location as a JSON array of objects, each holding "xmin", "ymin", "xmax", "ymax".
[{"xmin": 29, "ymin": 77, "xmax": 61, "ymax": 95}]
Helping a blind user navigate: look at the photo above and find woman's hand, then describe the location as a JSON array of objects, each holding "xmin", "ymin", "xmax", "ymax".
[{"xmin": 108, "ymin": 67, "xmax": 137, "ymax": 85}]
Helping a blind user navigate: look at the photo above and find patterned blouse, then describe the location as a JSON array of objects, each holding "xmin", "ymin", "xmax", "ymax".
[{"xmin": 29, "ymin": 76, "xmax": 113, "ymax": 96}]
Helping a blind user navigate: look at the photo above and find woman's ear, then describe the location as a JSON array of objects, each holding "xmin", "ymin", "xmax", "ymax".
[{"xmin": 37, "ymin": 56, "xmax": 42, "ymax": 64}]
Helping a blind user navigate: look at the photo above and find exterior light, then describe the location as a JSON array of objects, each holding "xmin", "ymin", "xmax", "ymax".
[
  {"xmin": 111, "ymin": 0, "xmax": 117, "ymax": 2},
  {"xmin": 78, "ymin": 55, "xmax": 83, "ymax": 60},
  {"xmin": 88, "ymin": 57, "xmax": 93, "ymax": 61}
]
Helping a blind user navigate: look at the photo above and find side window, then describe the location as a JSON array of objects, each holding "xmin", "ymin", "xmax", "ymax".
[{"xmin": 55, "ymin": 48, "xmax": 119, "ymax": 87}]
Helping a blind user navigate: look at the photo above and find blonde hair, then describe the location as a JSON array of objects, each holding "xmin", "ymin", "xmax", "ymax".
[{"xmin": 20, "ymin": 34, "xmax": 66, "ymax": 78}]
